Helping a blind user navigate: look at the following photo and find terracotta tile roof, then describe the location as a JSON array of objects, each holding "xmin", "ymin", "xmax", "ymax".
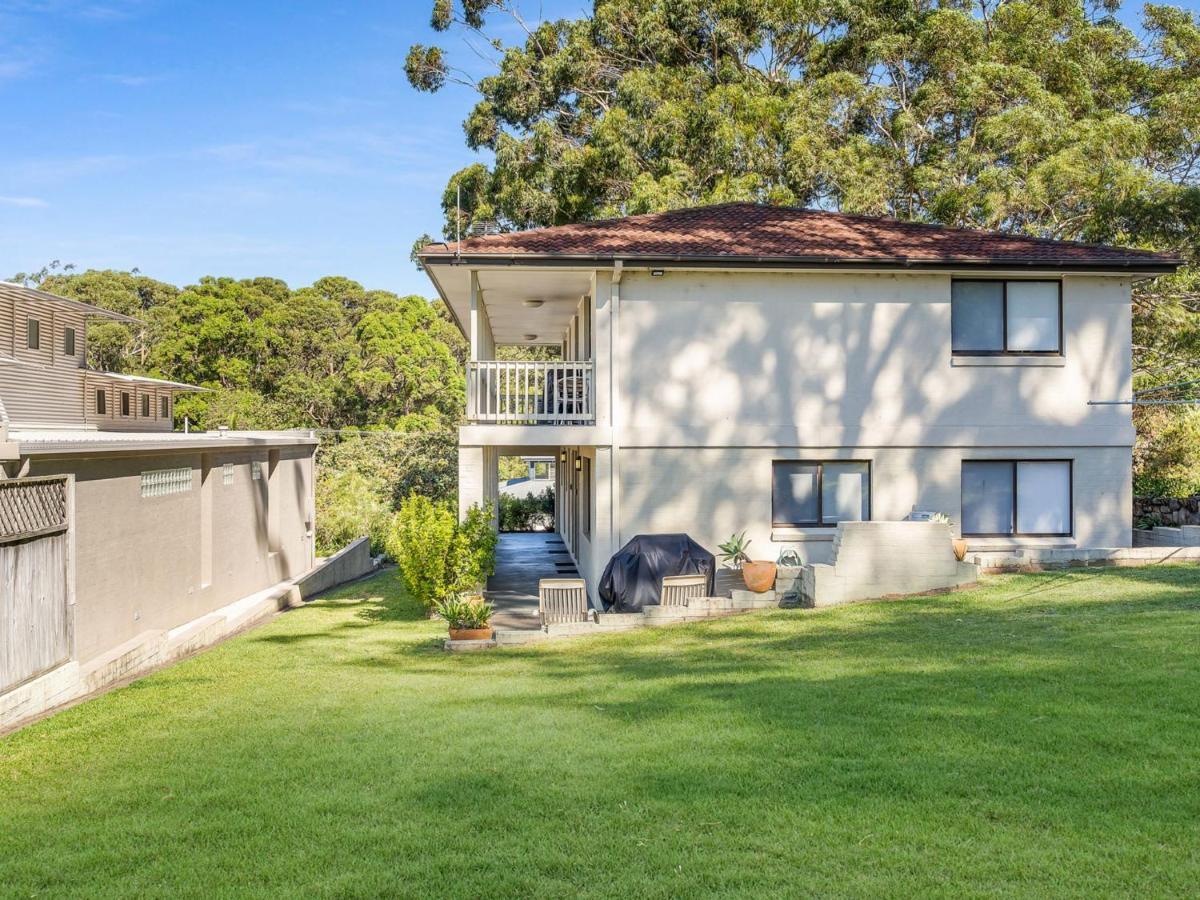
[{"xmin": 421, "ymin": 202, "xmax": 1180, "ymax": 270}]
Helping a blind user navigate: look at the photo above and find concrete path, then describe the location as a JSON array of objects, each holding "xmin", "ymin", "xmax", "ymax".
[{"xmin": 486, "ymin": 532, "xmax": 579, "ymax": 631}]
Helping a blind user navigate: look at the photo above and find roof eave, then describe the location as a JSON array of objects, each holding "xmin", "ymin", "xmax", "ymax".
[{"xmin": 419, "ymin": 252, "xmax": 1182, "ymax": 275}]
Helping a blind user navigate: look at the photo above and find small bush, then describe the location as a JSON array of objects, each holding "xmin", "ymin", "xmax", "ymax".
[
  {"xmin": 499, "ymin": 487, "xmax": 554, "ymax": 532},
  {"xmin": 386, "ymin": 494, "xmax": 497, "ymax": 610}
]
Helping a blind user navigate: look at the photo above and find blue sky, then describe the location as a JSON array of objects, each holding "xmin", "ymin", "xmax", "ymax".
[
  {"xmin": 0, "ymin": 0, "xmax": 581, "ymax": 297},
  {"xmin": 0, "ymin": 1, "xmax": 1189, "ymax": 297}
]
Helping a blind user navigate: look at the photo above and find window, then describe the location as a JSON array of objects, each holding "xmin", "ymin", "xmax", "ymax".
[
  {"xmin": 26, "ymin": 319, "xmax": 39, "ymax": 350},
  {"xmin": 95, "ymin": 389, "xmax": 107, "ymax": 415},
  {"xmin": 63, "ymin": 327, "xmax": 76, "ymax": 357},
  {"xmin": 140, "ymin": 468, "xmax": 192, "ymax": 498},
  {"xmin": 251, "ymin": 460, "xmax": 263, "ymax": 481},
  {"xmin": 961, "ymin": 460, "xmax": 1071, "ymax": 537},
  {"xmin": 160, "ymin": 396, "xmax": 169, "ymax": 419},
  {"xmin": 582, "ymin": 457, "xmax": 592, "ymax": 537},
  {"xmin": 140, "ymin": 394, "xmax": 150, "ymax": 417},
  {"xmin": 772, "ymin": 461, "xmax": 870, "ymax": 527},
  {"xmin": 121, "ymin": 392, "xmax": 131, "ymax": 416},
  {"xmin": 223, "ymin": 463, "xmax": 234, "ymax": 486},
  {"xmin": 951, "ymin": 280, "xmax": 1061, "ymax": 355}
]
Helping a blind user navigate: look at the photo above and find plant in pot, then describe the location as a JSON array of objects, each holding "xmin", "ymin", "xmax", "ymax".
[
  {"xmin": 435, "ymin": 593, "xmax": 495, "ymax": 641},
  {"xmin": 929, "ymin": 512, "xmax": 968, "ymax": 561},
  {"xmin": 719, "ymin": 531, "xmax": 777, "ymax": 593}
]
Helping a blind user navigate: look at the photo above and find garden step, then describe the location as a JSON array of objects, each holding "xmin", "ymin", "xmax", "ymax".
[{"xmin": 444, "ymin": 639, "xmax": 497, "ymax": 652}]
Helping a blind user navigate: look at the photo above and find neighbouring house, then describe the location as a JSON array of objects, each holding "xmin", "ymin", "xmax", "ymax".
[
  {"xmin": 420, "ymin": 203, "xmax": 1182, "ymax": 606},
  {"xmin": 500, "ymin": 455, "xmax": 556, "ymax": 498},
  {"xmin": 0, "ymin": 281, "xmax": 323, "ymax": 727}
]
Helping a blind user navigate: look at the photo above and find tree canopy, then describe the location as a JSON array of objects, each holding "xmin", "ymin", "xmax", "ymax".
[
  {"xmin": 409, "ymin": 0, "xmax": 1200, "ymax": 495},
  {"xmin": 39, "ymin": 271, "xmax": 467, "ymax": 432}
]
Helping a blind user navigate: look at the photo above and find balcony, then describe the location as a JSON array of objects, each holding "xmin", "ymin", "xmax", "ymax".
[{"xmin": 467, "ymin": 360, "xmax": 594, "ymax": 424}]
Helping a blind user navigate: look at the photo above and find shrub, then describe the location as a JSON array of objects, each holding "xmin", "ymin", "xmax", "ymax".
[
  {"xmin": 386, "ymin": 494, "xmax": 497, "ymax": 610},
  {"xmin": 499, "ymin": 487, "xmax": 555, "ymax": 532},
  {"xmin": 315, "ymin": 469, "xmax": 391, "ymax": 556}
]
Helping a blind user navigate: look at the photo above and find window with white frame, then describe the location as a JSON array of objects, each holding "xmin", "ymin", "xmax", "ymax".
[
  {"xmin": 772, "ymin": 461, "xmax": 870, "ymax": 527},
  {"xmin": 161, "ymin": 396, "xmax": 170, "ymax": 419},
  {"xmin": 961, "ymin": 460, "xmax": 1072, "ymax": 537},
  {"xmin": 141, "ymin": 468, "xmax": 193, "ymax": 498},
  {"xmin": 95, "ymin": 389, "xmax": 107, "ymax": 415},
  {"xmin": 63, "ymin": 327, "xmax": 76, "ymax": 357},
  {"xmin": 26, "ymin": 318, "xmax": 39, "ymax": 350},
  {"xmin": 951, "ymin": 280, "xmax": 1062, "ymax": 355},
  {"xmin": 140, "ymin": 393, "xmax": 150, "ymax": 417}
]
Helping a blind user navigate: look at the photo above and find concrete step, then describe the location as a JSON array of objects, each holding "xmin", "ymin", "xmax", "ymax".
[{"xmin": 444, "ymin": 638, "xmax": 497, "ymax": 652}]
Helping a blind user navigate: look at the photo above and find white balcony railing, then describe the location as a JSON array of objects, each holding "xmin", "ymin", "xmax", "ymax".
[{"xmin": 467, "ymin": 360, "xmax": 594, "ymax": 424}]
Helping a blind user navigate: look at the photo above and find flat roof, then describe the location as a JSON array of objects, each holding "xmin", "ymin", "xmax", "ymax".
[{"xmin": 11, "ymin": 429, "xmax": 319, "ymax": 456}]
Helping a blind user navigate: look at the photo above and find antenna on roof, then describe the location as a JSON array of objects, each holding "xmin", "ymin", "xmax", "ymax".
[{"xmin": 455, "ymin": 184, "xmax": 461, "ymax": 259}]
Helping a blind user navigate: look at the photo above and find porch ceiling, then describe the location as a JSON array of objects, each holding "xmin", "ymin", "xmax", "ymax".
[{"xmin": 429, "ymin": 265, "xmax": 593, "ymax": 346}]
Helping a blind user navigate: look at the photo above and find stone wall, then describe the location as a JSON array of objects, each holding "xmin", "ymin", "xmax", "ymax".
[{"xmin": 1134, "ymin": 495, "xmax": 1200, "ymax": 526}]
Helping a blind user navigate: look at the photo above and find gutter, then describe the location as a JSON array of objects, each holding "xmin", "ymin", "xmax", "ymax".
[{"xmin": 421, "ymin": 252, "xmax": 1183, "ymax": 276}]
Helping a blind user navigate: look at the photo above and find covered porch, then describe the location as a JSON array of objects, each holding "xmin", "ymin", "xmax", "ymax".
[
  {"xmin": 484, "ymin": 532, "xmax": 581, "ymax": 630},
  {"xmin": 460, "ymin": 440, "xmax": 616, "ymax": 619}
]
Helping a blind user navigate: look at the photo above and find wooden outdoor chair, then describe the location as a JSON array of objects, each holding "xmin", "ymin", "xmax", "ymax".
[
  {"xmin": 538, "ymin": 578, "xmax": 589, "ymax": 627},
  {"xmin": 660, "ymin": 574, "xmax": 708, "ymax": 607}
]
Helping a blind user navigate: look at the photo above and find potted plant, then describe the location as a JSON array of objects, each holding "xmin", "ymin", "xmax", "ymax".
[
  {"xmin": 719, "ymin": 531, "xmax": 777, "ymax": 593},
  {"xmin": 929, "ymin": 512, "xmax": 968, "ymax": 561},
  {"xmin": 435, "ymin": 593, "xmax": 495, "ymax": 641}
]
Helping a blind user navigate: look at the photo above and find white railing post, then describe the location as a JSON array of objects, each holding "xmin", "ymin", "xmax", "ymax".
[{"xmin": 465, "ymin": 359, "xmax": 596, "ymax": 424}]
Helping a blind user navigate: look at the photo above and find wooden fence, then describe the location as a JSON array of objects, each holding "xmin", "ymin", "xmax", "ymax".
[{"xmin": 0, "ymin": 476, "xmax": 73, "ymax": 694}]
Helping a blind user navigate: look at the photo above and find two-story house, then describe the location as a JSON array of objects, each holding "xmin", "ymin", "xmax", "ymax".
[
  {"xmin": 420, "ymin": 203, "xmax": 1181, "ymax": 604},
  {"xmin": 0, "ymin": 281, "xmax": 320, "ymax": 726}
]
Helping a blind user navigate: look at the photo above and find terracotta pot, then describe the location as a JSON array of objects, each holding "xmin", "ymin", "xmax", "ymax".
[
  {"xmin": 449, "ymin": 627, "xmax": 492, "ymax": 641},
  {"xmin": 741, "ymin": 560, "xmax": 778, "ymax": 593},
  {"xmin": 951, "ymin": 538, "xmax": 968, "ymax": 562}
]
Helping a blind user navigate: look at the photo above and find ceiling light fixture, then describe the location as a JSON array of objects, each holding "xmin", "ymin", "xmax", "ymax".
[
  {"xmin": 523, "ymin": 333, "xmax": 538, "ymax": 341},
  {"xmin": 650, "ymin": 269, "xmax": 666, "ymax": 277},
  {"xmin": 522, "ymin": 299, "xmax": 544, "ymax": 308}
]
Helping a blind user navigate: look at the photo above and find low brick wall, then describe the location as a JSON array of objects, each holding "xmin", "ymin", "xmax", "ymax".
[
  {"xmin": 1134, "ymin": 495, "xmax": 1200, "ymax": 527},
  {"xmin": 1132, "ymin": 526, "xmax": 1200, "ymax": 548},
  {"xmin": 971, "ymin": 545, "xmax": 1200, "ymax": 572},
  {"xmin": 801, "ymin": 521, "xmax": 978, "ymax": 608}
]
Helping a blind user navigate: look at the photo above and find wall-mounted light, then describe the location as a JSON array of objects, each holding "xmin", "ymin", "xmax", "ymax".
[
  {"xmin": 560, "ymin": 450, "xmax": 567, "ymax": 463},
  {"xmin": 650, "ymin": 269, "xmax": 665, "ymax": 277},
  {"xmin": 574, "ymin": 456, "xmax": 582, "ymax": 472},
  {"xmin": 522, "ymin": 299, "xmax": 544, "ymax": 308}
]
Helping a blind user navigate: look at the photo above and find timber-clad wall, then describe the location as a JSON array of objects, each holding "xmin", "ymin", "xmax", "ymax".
[{"xmin": 0, "ymin": 476, "xmax": 73, "ymax": 695}]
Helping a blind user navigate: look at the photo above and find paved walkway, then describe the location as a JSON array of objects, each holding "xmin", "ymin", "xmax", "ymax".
[{"xmin": 486, "ymin": 532, "xmax": 579, "ymax": 630}]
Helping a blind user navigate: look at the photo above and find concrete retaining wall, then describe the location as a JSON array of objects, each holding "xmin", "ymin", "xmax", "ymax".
[
  {"xmin": 1132, "ymin": 526, "xmax": 1200, "ymax": 548},
  {"xmin": 1, "ymin": 538, "xmax": 377, "ymax": 734},
  {"xmin": 971, "ymin": 545, "xmax": 1200, "ymax": 572},
  {"xmin": 294, "ymin": 537, "xmax": 374, "ymax": 601}
]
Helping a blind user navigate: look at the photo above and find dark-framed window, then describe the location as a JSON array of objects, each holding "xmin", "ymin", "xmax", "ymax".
[
  {"xmin": 63, "ymin": 327, "xmax": 76, "ymax": 357},
  {"xmin": 772, "ymin": 460, "xmax": 871, "ymax": 527},
  {"xmin": 961, "ymin": 460, "xmax": 1072, "ymax": 537},
  {"xmin": 121, "ymin": 392, "xmax": 131, "ymax": 416},
  {"xmin": 160, "ymin": 396, "xmax": 169, "ymax": 418},
  {"xmin": 951, "ymin": 280, "xmax": 1062, "ymax": 355},
  {"xmin": 141, "ymin": 393, "xmax": 150, "ymax": 417},
  {"xmin": 96, "ymin": 389, "xmax": 106, "ymax": 415},
  {"xmin": 26, "ymin": 318, "xmax": 40, "ymax": 350}
]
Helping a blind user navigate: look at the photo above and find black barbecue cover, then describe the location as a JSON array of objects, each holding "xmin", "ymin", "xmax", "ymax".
[{"xmin": 599, "ymin": 533, "xmax": 716, "ymax": 612}]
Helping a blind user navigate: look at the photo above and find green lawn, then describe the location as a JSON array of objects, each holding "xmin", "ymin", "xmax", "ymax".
[{"xmin": 2, "ymin": 567, "xmax": 1200, "ymax": 898}]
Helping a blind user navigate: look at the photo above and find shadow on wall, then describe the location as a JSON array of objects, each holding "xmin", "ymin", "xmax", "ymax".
[{"xmin": 617, "ymin": 272, "xmax": 1129, "ymax": 552}]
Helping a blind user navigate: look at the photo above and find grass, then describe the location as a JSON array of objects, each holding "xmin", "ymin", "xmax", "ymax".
[{"xmin": 2, "ymin": 567, "xmax": 1200, "ymax": 898}]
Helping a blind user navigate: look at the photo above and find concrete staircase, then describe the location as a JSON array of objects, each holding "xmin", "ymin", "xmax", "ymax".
[{"xmin": 446, "ymin": 591, "xmax": 782, "ymax": 651}]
